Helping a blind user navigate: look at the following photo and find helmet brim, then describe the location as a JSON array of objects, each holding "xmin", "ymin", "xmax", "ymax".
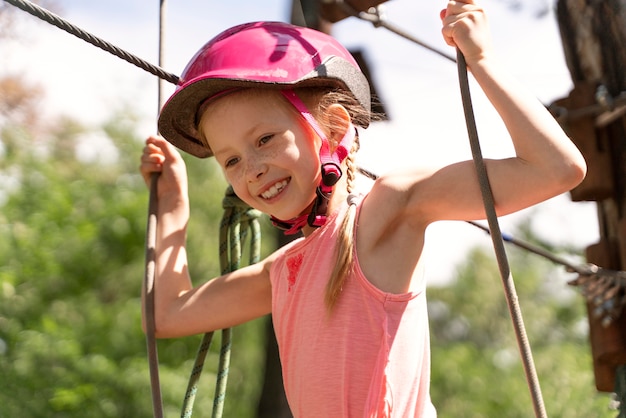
[{"xmin": 158, "ymin": 56, "xmax": 370, "ymax": 158}]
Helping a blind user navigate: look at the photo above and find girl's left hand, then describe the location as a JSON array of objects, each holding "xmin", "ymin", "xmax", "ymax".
[{"xmin": 440, "ymin": 0, "xmax": 493, "ymax": 65}]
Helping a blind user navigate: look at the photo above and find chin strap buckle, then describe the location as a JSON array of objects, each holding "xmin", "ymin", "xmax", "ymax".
[{"xmin": 321, "ymin": 162, "xmax": 342, "ymax": 188}]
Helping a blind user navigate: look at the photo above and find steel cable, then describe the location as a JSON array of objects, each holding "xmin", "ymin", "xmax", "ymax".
[{"xmin": 3, "ymin": 0, "xmax": 180, "ymax": 85}]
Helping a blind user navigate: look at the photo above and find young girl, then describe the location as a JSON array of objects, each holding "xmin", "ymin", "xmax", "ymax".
[{"xmin": 140, "ymin": 1, "xmax": 586, "ymax": 416}]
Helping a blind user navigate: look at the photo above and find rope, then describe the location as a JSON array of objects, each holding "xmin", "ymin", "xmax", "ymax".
[
  {"xmin": 3, "ymin": 0, "xmax": 453, "ymax": 85},
  {"xmin": 332, "ymin": 1, "xmax": 456, "ymax": 63},
  {"xmin": 144, "ymin": 171, "xmax": 164, "ymax": 418},
  {"xmin": 470, "ymin": 220, "xmax": 626, "ymax": 327},
  {"xmin": 467, "ymin": 221, "xmax": 582, "ymax": 272},
  {"xmin": 141, "ymin": 2, "xmax": 170, "ymax": 418},
  {"xmin": 456, "ymin": 50, "xmax": 547, "ymax": 418},
  {"xmin": 21, "ymin": 0, "xmax": 626, "ymax": 131},
  {"xmin": 549, "ymin": 89, "xmax": 626, "ymax": 127},
  {"xmin": 180, "ymin": 186, "xmax": 262, "ymax": 418},
  {"xmin": 181, "ymin": 332, "xmax": 214, "ymax": 418},
  {"xmin": 2, "ymin": 0, "xmax": 180, "ymax": 85}
]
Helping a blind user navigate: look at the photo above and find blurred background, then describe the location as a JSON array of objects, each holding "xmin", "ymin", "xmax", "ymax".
[{"xmin": 0, "ymin": 0, "xmax": 615, "ymax": 417}]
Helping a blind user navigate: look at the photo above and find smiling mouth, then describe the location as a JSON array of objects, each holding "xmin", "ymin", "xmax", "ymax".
[{"xmin": 261, "ymin": 179, "xmax": 290, "ymax": 200}]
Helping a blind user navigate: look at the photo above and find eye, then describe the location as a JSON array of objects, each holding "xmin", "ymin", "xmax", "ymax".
[
  {"xmin": 259, "ymin": 134, "xmax": 273, "ymax": 146},
  {"xmin": 224, "ymin": 156, "xmax": 240, "ymax": 168}
]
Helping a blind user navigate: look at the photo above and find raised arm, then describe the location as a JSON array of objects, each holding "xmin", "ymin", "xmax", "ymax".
[
  {"xmin": 140, "ymin": 136, "xmax": 272, "ymax": 338},
  {"xmin": 398, "ymin": 0, "xmax": 586, "ymax": 224},
  {"xmin": 443, "ymin": 0, "xmax": 585, "ymax": 212}
]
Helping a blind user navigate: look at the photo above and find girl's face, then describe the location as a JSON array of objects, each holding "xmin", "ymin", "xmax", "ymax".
[{"xmin": 200, "ymin": 90, "xmax": 322, "ymax": 220}]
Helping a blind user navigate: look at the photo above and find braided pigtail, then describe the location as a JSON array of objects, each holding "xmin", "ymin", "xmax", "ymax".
[{"xmin": 325, "ymin": 135, "xmax": 360, "ymax": 310}]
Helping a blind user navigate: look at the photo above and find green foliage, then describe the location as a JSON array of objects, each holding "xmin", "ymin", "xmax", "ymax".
[
  {"xmin": 428, "ymin": 227, "xmax": 616, "ymax": 417},
  {"xmin": 0, "ymin": 107, "xmax": 274, "ymax": 417},
  {"xmin": 0, "ymin": 79, "xmax": 616, "ymax": 417}
]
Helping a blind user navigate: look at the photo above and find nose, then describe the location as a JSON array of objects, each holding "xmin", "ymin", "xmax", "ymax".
[{"xmin": 245, "ymin": 157, "xmax": 268, "ymax": 183}]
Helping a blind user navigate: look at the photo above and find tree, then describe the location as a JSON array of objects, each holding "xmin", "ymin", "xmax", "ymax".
[
  {"xmin": 0, "ymin": 81, "xmax": 274, "ymax": 416},
  {"xmin": 428, "ymin": 221, "xmax": 615, "ymax": 417}
]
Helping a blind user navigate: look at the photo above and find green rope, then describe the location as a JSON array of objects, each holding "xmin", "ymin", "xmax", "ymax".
[
  {"xmin": 181, "ymin": 332, "xmax": 214, "ymax": 418},
  {"xmin": 212, "ymin": 327, "xmax": 232, "ymax": 417},
  {"xmin": 180, "ymin": 186, "xmax": 262, "ymax": 418}
]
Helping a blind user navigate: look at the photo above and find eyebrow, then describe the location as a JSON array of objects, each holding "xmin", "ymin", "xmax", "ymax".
[
  {"xmin": 204, "ymin": 133, "xmax": 236, "ymax": 160},
  {"xmin": 209, "ymin": 119, "xmax": 270, "ymax": 159},
  {"xmin": 209, "ymin": 145, "xmax": 231, "ymax": 163}
]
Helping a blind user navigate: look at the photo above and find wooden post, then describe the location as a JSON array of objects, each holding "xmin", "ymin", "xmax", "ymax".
[{"xmin": 554, "ymin": 0, "xmax": 626, "ymax": 393}]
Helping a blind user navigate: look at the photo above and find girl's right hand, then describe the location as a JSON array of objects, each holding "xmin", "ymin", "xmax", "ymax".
[{"xmin": 140, "ymin": 135, "xmax": 189, "ymax": 204}]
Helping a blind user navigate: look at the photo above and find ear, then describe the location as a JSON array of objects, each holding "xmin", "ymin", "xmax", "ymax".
[{"xmin": 325, "ymin": 104, "xmax": 351, "ymax": 150}]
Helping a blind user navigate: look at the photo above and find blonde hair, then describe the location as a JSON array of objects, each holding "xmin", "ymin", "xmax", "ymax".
[
  {"xmin": 324, "ymin": 137, "xmax": 360, "ymax": 310},
  {"xmin": 308, "ymin": 89, "xmax": 372, "ymax": 310}
]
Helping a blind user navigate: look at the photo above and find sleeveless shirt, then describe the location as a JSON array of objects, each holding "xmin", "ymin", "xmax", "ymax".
[{"xmin": 270, "ymin": 197, "xmax": 437, "ymax": 417}]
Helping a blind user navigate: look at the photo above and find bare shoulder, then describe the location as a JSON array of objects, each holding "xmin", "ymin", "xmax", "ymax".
[
  {"xmin": 359, "ymin": 168, "xmax": 435, "ymax": 235},
  {"xmin": 355, "ymin": 169, "xmax": 435, "ymax": 294},
  {"xmin": 259, "ymin": 245, "xmax": 286, "ymax": 275}
]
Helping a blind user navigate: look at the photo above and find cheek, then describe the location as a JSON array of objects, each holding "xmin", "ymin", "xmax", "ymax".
[
  {"xmin": 220, "ymin": 168, "xmax": 246, "ymax": 197},
  {"xmin": 300, "ymin": 145, "xmax": 323, "ymax": 185},
  {"xmin": 224, "ymin": 171, "xmax": 245, "ymax": 192},
  {"xmin": 229, "ymin": 180, "xmax": 258, "ymax": 208}
]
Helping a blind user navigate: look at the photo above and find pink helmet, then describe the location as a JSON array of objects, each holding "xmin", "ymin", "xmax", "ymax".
[{"xmin": 158, "ymin": 21, "xmax": 371, "ymax": 158}]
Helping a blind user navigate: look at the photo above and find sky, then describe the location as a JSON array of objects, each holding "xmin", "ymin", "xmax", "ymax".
[{"xmin": 2, "ymin": 0, "xmax": 600, "ymax": 284}]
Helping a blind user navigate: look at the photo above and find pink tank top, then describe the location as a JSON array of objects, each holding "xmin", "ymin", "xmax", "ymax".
[{"xmin": 270, "ymin": 198, "xmax": 437, "ymax": 417}]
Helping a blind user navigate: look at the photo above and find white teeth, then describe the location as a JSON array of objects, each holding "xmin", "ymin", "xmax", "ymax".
[{"xmin": 261, "ymin": 180, "xmax": 288, "ymax": 199}]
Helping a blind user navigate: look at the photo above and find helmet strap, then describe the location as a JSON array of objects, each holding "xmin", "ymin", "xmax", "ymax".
[{"xmin": 271, "ymin": 90, "xmax": 355, "ymax": 235}]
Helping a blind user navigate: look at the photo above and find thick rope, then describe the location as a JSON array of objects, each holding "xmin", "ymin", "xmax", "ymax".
[
  {"xmin": 181, "ymin": 332, "xmax": 214, "ymax": 418},
  {"xmin": 141, "ymin": 2, "xmax": 170, "ymax": 417},
  {"xmin": 144, "ymin": 171, "xmax": 164, "ymax": 418},
  {"xmin": 180, "ymin": 186, "xmax": 262, "ymax": 418},
  {"xmin": 456, "ymin": 50, "xmax": 547, "ymax": 418},
  {"xmin": 3, "ymin": 0, "xmax": 180, "ymax": 85}
]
